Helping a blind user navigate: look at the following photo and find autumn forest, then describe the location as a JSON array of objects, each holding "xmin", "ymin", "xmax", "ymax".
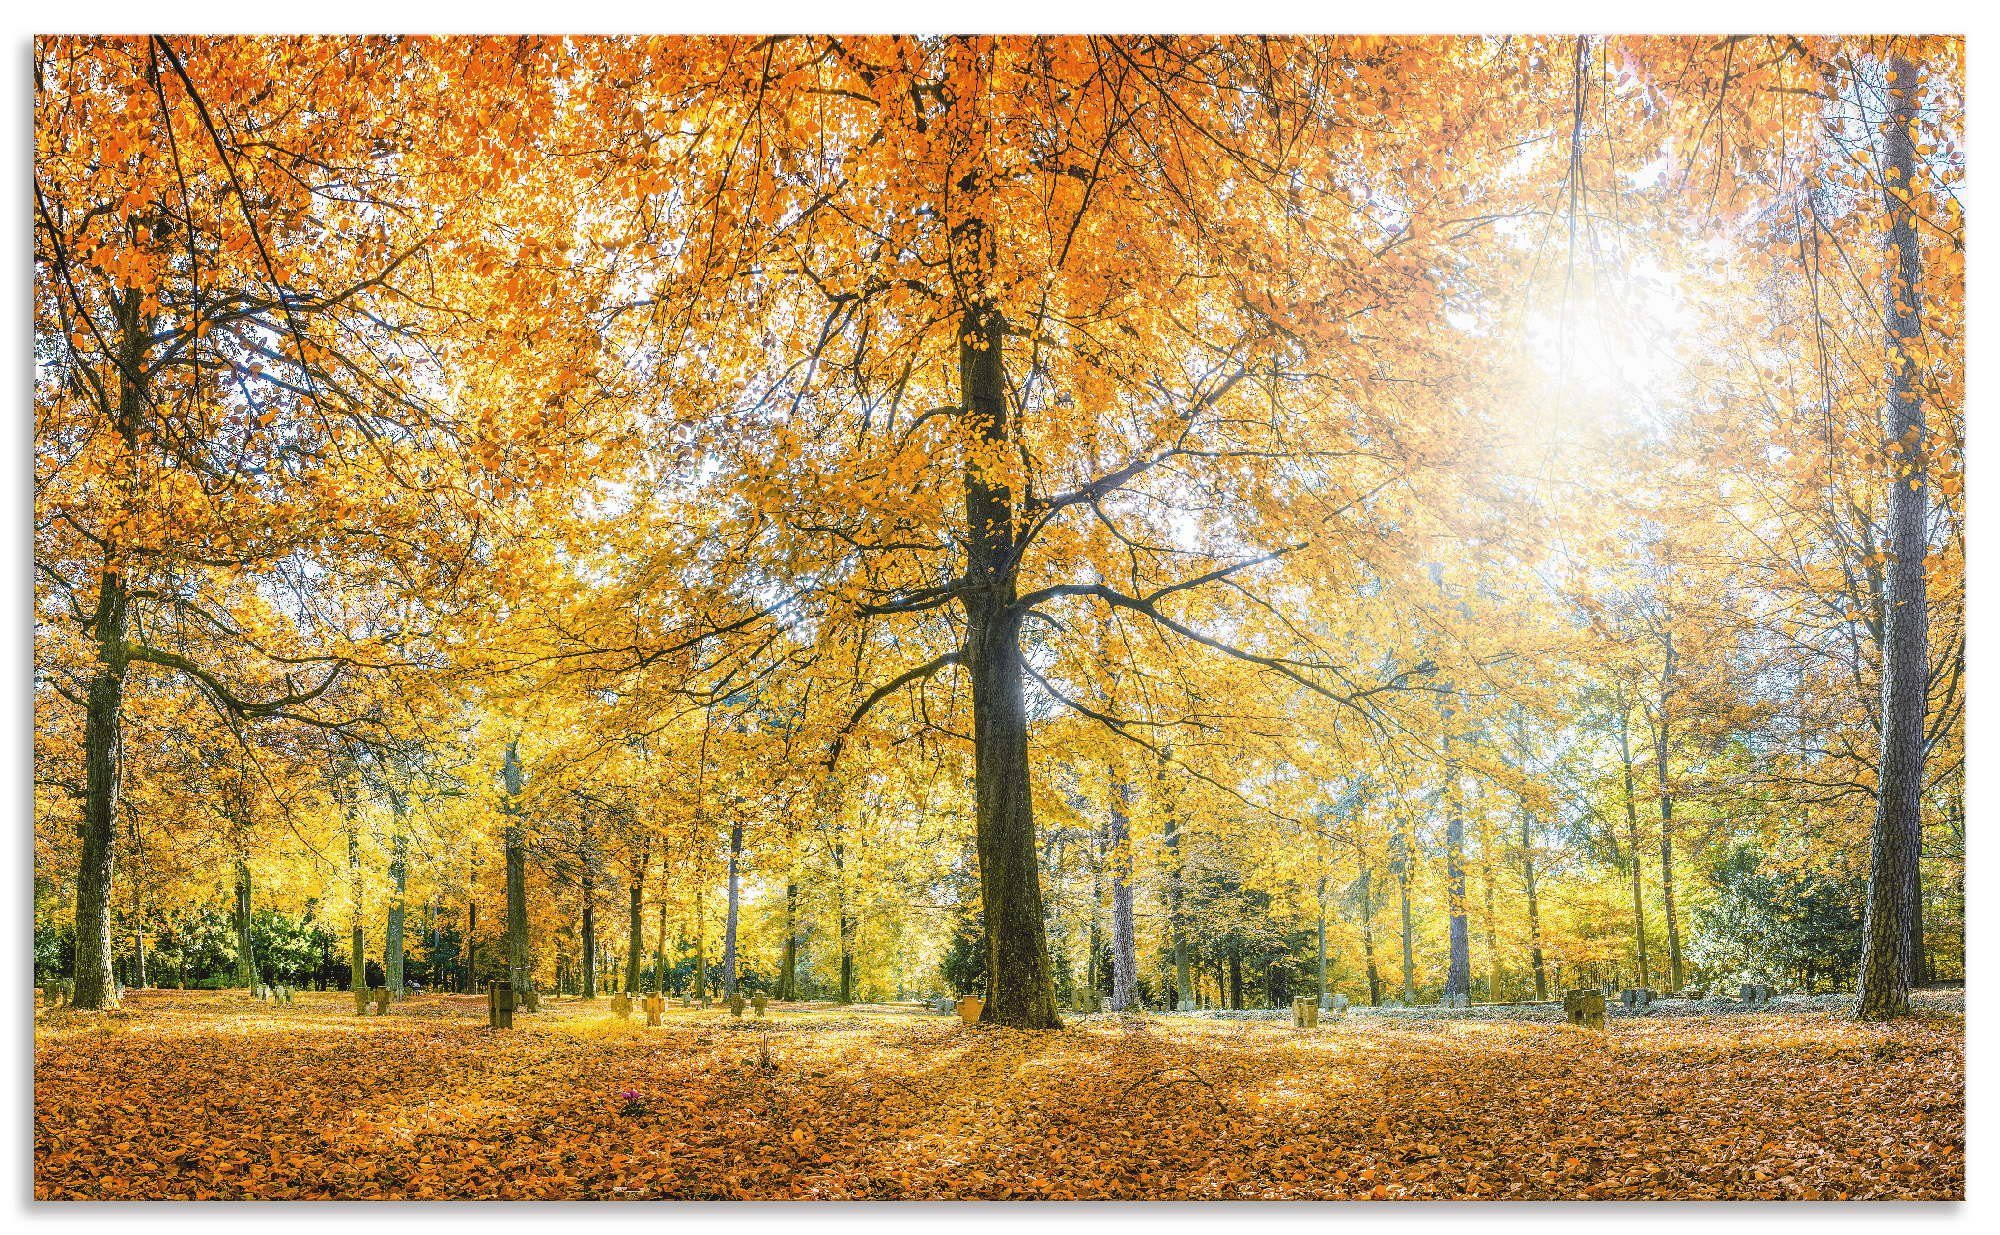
[{"xmin": 33, "ymin": 34, "xmax": 1964, "ymax": 1201}]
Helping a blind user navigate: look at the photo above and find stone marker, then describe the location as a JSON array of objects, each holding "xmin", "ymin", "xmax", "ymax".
[
  {"xmin": 1739, "ymin": 982, "xmax": 1774, "ymax": 1007},
  {"xmin": 1291, "ymin": 996, "xmax": 1319, "ymax": 1028},
  {"xmin": 1441, "ymin": 992, "xmax": 1469, "ymax": 1010},
  {"xmin": 1563, "ymin": 988, "xmax": 1607, "ymax": 1029},
  {"xmin": 753, "ymin": 992, "xmax": 768, "ymax": 1017},
  {"xmin": 955, "ymin": 995, "xmax": 984, "ymax": 1025},
  {"xmin": 487, "ymin": 979, "xmax": 516, "ymax": 1029},
  {"xmin": 643, "ymin": 994, "xmax": 664, "ymax": 1027},
  {"xmin": 1621, "ymin": 988, "xmax": 1657, "ymax": 1011},
  {"xmin": 728, "ymin": 993, "xmax": 746, "ymax": 1017},
  {"xmin": 371, "ymin": 987, "xmax": 392, "ymax": 1015},
  {"xmin": 521, "ymin": 987, "xmax": 540, "ymax": 1013},
  {"xmin": 611, "ymin": 992, "xmax": 632, "ymax": 1020}
]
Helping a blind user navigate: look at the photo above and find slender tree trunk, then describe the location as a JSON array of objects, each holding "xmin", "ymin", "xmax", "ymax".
[
  {"xmin": 778, "ymin": 879, "xmax": 799, "ymax": 1000},
  {"xmin": 1228, "ymin": 951, "xmax": 1243, "ymax": 1010},
  {"xmin": 580, "ymin": 861, "xmax": 597, "ymax": 999},
  {"xmin": 465, "ymin": 901, "xmax": 477, "ymax": 993},
  {"xmin": 346, "ymin": 800, "xmax": 365, "ymax": 1008},
  {"xmin": 386, "ymin": 796, "xmax": 408, "ymax": 996},
  {"xmin": 654, "ymin": 899, "xmax": 669, "ymax": 995},
  {"xmin": 625, "ymin": 851, "xmax": 647, "ymax": 994},
  {"xmin": 1441, "ymin": 703, "xmax": 1471, "ymax": 1001},
  {"xmin": 1393, "ymin": 827, "xmax": 1416, "ymax": 1002},
  {"xmin": 1106, "ymin": 773, "xmax": 1138, "ymax": 1012},
  {"xmin": 1475, "ymin": 784, "xmax": 1502, "ymax": 1002},
  {"xmin": 233, "ymin": 858, "xmax": 255, "ymax": 989},
  {"xmin": 1858, "ymin": 51, "xmax": 1930, "ymax": 1020},
  {"xmin": 1653, "ymin": 681, "xmax": 1684, "ymax": 991},
  {"xmin": 693, "ymin": 884, "xmax": 707, "ymax": 1002},
  {"xmin": 1519, "ymin": 801, "xmax": 1549, "ymax": 1001},
  {"xmin": 1619, "ymin": 706, "xmax": 1651, "ymax": 987},
  {"xmin": 501, "ymin": 737, "xmax": 531, "ymax": 1000},
  {"xmin": 1160, "ymin": 772, "xmax": 1192, "ymax": 1010},
  {"xmin": 1357, "ymin": 864, "xmax": 1383, "ymax": 1005},
  {"xmin": 1316, "ymin": 874, "xmax": 1330, "ymax": 1004},
  {"xmin": 722, "ymin": 822, "xmax": 743, "ymax": 999}
]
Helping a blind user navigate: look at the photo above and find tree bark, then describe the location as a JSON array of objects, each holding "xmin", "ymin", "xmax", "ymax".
[
  {"xmin": 501, "ymin": 737, "xmax": 531, "ymax": 1000},
  {"xmin": 959, "ymin": 302, "xmax": 1062, "ymax": 1029},
  {"xmin": 1106, "ymin": 772, "xmax": 1138, "ymax": 1012},
  {"xmin": 1357, "ymin": 865, "xmax": 1383, "ymax": 1006},
  {"xmin": 1858, "ymin": 51, "xmax": 1929, "ymax": 1021},
  {"xmin": 386, "ymin": 793, "xmax": 409, "ymax": 996},
  {"xmin": 580, "ymin": 857, "xmax": 597, "ymax": 999},
  {"xmin": 1393, "ymin": 826, "xmax": 1417, "ymax": 1002},
  {"xmin": 1653, "ymin": 669, "xmax": 1684, "ymax": 991},
  {"xmin": 233, "ymin": 857, "xmax": 256, "ymax": 989},
  {"xmin": 1441, "ymin": 702, "xmax": 1471, "ymax": 1001},
  {"xmin": 1160, "ymin": 769, "xmax": 1193, "ymax": 1009},
  {"xmin": 71, "ymin": 562, "xmax": 128, "ymax": 1010},
  {"xmin": 625, "ymin": 847, "xmax": 647, "ymax": 995},
  {"xmin": 1519, "ymin": 800, "xmax": 1549, "ymax": 1002},
  {"xmin": 722, "ymin": 822, "xmax": 743, "ymax": 999},
  {"xmin": 1618, "ymin": 704, "xmax": 1651, "ymax": 987}
]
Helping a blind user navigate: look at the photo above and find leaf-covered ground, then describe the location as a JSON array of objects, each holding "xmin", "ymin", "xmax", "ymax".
[{"xmin": 35, "ymin": 989, "xmax": 1963, "ymax": 1201}]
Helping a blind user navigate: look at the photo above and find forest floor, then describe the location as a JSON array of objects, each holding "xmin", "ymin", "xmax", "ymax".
[{"xmin": 35, "ymin": 988, "xmax": 1963, "ymax": 1201}]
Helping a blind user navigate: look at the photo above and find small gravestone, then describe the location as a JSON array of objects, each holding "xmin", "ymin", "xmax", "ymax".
[
  {"xmin": 1176, "ymin": 999, "xmax": 1194, "ymax": 1013},
  {"xmin": 728, "ymin": 994, "xmax": 746, "ymax": 1017},
  {"xmin": 1621, "ymin": 988, "xmax": 1656, "ymax": 1011},
  {"xmin": 1563, "ymin": 988, "xmax": 1606, "ymax": 1029},
  {"xmin": 1739, "ymin": 982, "xmax": 1774, "ymax": 1008},
  {"xmin": 611, "ymin": 992, "xmax": 632, "ymax": 1020},
  {"xmin": 1079, "ymin": 989, "xmax": 1102, "ymax": 1014},
  {"xmin": 643, "ymin": 994, "xmax": 664, "ymax": 1027},
  {"xmin": 354, "ymin": 987, "xmax": 369, "ymax": 1015},
  {"xmin": 487, "ymin": 979, "xmax": 516, "ymax": 1029},
  {"xmin": 1291, "ymin": 996, "xmax": 1319, "ymax": 1028},
  {"xmin": 521, "ymin": 987, "xmax": 540, "ymax": 1013},
  {"xmin": 1441, "ymin": 992, "xmax": 1469, "ymax": 1010},
  {"xmin": 753, "ymin": 992, "xmax": 768, "ymax": 1017},
  {"xmin": 371, "ymin": 987, "xmax": 391, "ymax": 1015}
]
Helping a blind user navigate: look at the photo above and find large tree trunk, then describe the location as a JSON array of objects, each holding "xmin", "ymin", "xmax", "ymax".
[
  {"xmin": 722, "ymin": 822, "xmax": 743, "ymax": 999},
  {"xmin": 1858, "ymin": 51, "xmax": 1930, "ymax": 1021},
  {"xmin": 1618, "ymin": 706, "xmax": 1651, "ymax": 987},
  {"xmin": 233, "ymin": 857, "xmax": 256, "ymax": 989},
  {"xmin": 70, "ymin": 294, "xmax": 146, "ymax": 1012},
  {"xmin": 71, "ymin": 563, "xmax": 128, "ymax": 1010},
  {"xmin": 960, "ymin": 303, "xmax": 1061, "ymax": 1029},
  {"xmin": 501, "ymin": 737, "xmax": 531, "ymax": 1000}
]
